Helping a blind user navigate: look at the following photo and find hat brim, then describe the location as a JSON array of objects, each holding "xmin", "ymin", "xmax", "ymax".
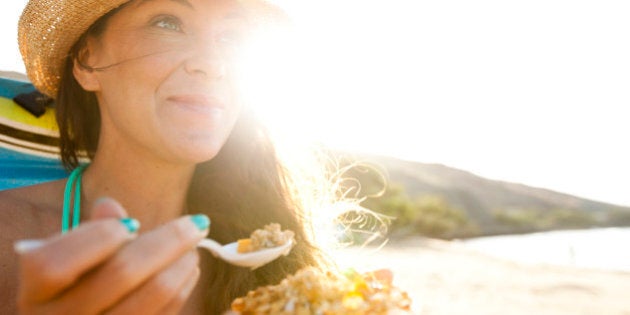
[{"xmin": 18, "ymin": 0, "xmax": 287, "ymax": 98}]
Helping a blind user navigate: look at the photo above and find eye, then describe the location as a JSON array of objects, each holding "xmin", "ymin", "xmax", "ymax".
[{"xmin": 151, "ymin": 15, "xmax": 183, "ymax": 32}]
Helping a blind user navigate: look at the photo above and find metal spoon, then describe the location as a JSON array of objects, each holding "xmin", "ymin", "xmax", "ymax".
[{"xmin": 197, "ymin": 238, "xmax": 294, "ymax": 269}]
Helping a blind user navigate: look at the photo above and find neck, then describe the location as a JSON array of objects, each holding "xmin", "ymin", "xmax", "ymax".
[{"xmin": 81, "ymin": 150, "xmax": 196, "ymax": 231}]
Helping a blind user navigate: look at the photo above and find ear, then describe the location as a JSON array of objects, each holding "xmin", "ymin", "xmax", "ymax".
[{"xmin": 72, "ymin": 42, "xmax": 102, "ymax": 92}]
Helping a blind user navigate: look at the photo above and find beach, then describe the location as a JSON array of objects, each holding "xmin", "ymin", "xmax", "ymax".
[{"xmin": 332, "ymin": 237, "xmax": 630, "ymax": 315}]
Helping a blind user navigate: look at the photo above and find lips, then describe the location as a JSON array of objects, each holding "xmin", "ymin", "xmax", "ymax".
[{"xmin": 166, "ymin": 94, "xmax": 226, "ymax": 115}]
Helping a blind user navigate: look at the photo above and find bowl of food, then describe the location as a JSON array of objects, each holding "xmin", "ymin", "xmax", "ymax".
[{"xmin": 230, "ymin": 266, "xmax": 412, "ymax": 314}]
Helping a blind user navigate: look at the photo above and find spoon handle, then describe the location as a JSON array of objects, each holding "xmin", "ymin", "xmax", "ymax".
[{"xmin": 197, "ymin": 238, "xmax": 224, "ymax": 258}]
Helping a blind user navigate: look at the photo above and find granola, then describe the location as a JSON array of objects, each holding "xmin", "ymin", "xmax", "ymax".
[
  {"xmin": 231, "ymin": 267, "xmax": 412, "ymax": 314},
  {"xmin": 238, "ymin": 223, "xmax": 295, "ymax": 253}
]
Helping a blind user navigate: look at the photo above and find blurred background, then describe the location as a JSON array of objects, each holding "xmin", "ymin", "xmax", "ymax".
[{"xmin": 2, "ymin": 0, "xmax": 630, "ymax": 314}]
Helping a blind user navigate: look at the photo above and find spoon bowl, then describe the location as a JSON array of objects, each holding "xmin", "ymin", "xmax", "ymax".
[{"xmin": 198, "ymin": 238, "xmax": 294, "ymax": 269}]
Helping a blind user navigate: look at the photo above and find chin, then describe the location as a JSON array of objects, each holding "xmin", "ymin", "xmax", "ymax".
[{"xmin": 168, "ymin": 136, "xmax": 228, "ymax": 164}]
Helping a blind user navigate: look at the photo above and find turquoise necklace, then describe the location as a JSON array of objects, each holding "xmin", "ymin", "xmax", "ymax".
[{"xmin": 62, "ymin": 164, "xmax": 89, "ymax": 234}]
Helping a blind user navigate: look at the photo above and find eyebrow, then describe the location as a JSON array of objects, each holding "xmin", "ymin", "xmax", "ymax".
[
  {"xmin": 137, "ymin": 0, "xmax": 193, "ymax": 9},
  {"xmin": 169, "ymin": 0, "xmax": 193, "ymax": 9},
  {"xmin": 136, "ymin": 0, "xmax": 246, "ymax": 20}
]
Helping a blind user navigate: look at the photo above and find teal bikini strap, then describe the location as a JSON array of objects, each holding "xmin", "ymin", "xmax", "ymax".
[{"xmin": 62, "ymin": 164, "xmax": 89, "ymax": 234}]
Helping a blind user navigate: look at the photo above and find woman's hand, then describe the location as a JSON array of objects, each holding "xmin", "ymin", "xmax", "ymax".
[{"xmin": 14, "ymin": 198, "xmax": 208, "ymax": 314}]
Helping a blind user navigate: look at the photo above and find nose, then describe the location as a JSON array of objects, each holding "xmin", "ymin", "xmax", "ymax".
[{"xmin": 183, "ymin": 39, "xmax": 228, "ymax": 80}]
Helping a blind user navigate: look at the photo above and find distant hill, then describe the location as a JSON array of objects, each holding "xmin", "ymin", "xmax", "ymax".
[{"xmin": 338, "ymin": 153, "xmax": 630, "ymax": 237}]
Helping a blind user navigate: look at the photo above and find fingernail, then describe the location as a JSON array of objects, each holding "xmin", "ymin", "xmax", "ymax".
[
  {"xmin": 190, "ymin": 214, "xmax": 210, "ymax": 231},
  {"xmin": 14, "ymin": 239, "xmax": 45, "ymax": 254},
  {"xmin": 120, "ymin": 218, "xmax": 140, "ymax": 233}
]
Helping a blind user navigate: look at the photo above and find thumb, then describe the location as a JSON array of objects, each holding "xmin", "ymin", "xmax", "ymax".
[{"xmin": 89, "ymin": 197, "xmax": 128, "ymax": 220}]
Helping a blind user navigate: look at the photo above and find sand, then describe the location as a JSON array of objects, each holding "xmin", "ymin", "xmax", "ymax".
[{"xmin": 331, "ymin": 237, "xmax": 630, "ymax": 315}]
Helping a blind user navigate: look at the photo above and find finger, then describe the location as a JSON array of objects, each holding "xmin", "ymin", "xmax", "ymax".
[
  {"xmin": 105, "ymin": 251, "xmax": 200, "ymax": 315},
  {"xmin": 160, "ymin": 266, "xmax": 201, "ymax": 315},
  {"xmin": 89, "ymin": 198, "xmax": 128, "ymax": 220},
  {"xmin": 13, "ymin": 198, "xmax": 129, "ymax": 256},
  {"xmin": 13, "ymin": 199, "xmax": 130, "ymax": 257},
  {"xmin": 17, "ymin": 218, "xmax": 139, "ymax": 303},
  {"xmin": 52, "ymin": 214, "xmax": 209, "ymax": 314}
]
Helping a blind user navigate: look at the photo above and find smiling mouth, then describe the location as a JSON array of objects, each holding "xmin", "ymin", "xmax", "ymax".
[{"xmin": 166, "ymin": 94, "xmax": 226, "ymax": 115}]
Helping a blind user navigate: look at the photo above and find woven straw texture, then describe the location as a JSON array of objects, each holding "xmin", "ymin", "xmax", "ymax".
[
  {"xmin": 18, "ymin": 0, "xmax": 132, "ymax": 98},
  {"xmin": 18, "ymin": 0, "xmax": 285, "ymax": 98}
]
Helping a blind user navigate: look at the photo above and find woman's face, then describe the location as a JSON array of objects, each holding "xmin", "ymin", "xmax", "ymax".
[{"xmin": 79, "ymin": 0, "xmax": 251, "ymax": 164}]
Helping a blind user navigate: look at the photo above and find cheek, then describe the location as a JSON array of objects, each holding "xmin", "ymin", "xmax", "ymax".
[
  {"xmin": 95, "ymin": 59, "xmax": 177, "ymax": 142},
  {"xmin": 99, "ymin": 55, "xmax": 177, "ymax": 101},
  {"xmin": 95, "ymin": 31, "xmax": 185, "ymax": 87}
]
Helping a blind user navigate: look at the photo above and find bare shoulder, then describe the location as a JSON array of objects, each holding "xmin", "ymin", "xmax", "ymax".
[
  {"xmin": 0, "ymin": 181, "xmax": 65, "ymax": 312},
  {"xmin": 0, "ymin": 180, "xmax": 65, "ymax": 238}
]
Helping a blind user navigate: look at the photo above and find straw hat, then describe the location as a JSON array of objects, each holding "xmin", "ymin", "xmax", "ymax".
[
  {"xmin": 18, "ymin": 0, "xmax": 286, "ymax": 98},
  {"xmin": 19, "ymin": 0, "xmax": 130, "ymax": 98}
]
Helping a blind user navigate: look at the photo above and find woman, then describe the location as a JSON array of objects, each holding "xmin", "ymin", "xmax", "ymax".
[{"xmin": 0, "ymin": 0, "xmax": 328, "ymax": 313}]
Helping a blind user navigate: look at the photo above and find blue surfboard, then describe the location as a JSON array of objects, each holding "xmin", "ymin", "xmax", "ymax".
[{"xmin": 0, "ymin": 72, "xmax": 67, "ymax": 190}]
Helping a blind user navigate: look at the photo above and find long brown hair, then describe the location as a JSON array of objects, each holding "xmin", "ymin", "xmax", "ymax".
[{"xmin": 57, "ymin": 6, "xmax": 327, "ymax": 313}]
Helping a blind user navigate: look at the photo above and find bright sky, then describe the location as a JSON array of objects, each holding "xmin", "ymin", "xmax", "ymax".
[{"xmin": 2, "ymin": 0, "xmax": 630, "ymax": 207}]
